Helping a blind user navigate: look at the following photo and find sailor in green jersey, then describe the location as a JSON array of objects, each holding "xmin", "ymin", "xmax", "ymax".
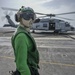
[{"xmin": 11, "ymin": 6, "xmax": 40, "ymax": 75}]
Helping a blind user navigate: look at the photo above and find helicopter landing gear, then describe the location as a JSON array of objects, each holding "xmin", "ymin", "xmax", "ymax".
[
  {"xmin": 32, "ymin": 30, "xmax": 35, "ymax": 33},
  {"xmin": 54, "ymin": 30, "xmax": 59, "ymax": 33}
]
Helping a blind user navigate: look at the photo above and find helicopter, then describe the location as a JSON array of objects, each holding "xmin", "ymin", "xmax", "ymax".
[
  {"xmin": 32, "ymin": 17, "xmax": 75, "ymax": 33},
  {"xmin": 1, "ymin": 7, "xmax": 75, "ymax": 33},
  {"xmin": 3, "ymin": 15, "xmax": 18, "ymax": 28},
  {"xmin": 0, "ymin": 11, "xmax": 18, "ymax": 33},
  {"xmin": 1, "ymin": 10, "xmax": 18, "ymax": 28}
]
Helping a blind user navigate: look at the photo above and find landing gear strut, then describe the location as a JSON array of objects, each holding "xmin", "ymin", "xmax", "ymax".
[
  {"xmin": 54, "ymin": 30, "xmax": 59, "ymax": 33},
  {"xmin": 32, "ymin": 30, "xmax": 35, "ymax": 33}
]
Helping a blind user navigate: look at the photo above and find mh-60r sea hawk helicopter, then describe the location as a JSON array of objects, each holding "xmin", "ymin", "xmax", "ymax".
[{"xmin": 1, "ymin": 7, "xmax": 75, "ymax": 33}]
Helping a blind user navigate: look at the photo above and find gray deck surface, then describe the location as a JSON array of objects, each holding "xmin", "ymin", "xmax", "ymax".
[{"xmin": 0, "ymin": 31, "xmax": 75, "ymax": 75}]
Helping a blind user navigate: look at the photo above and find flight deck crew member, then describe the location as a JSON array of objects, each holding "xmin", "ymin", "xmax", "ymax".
[{"xmin": 11, "ymin": 6, "xmax": 40, "ymax": 75}]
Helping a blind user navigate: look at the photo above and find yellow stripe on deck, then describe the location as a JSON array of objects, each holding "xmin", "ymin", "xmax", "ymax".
[{"xmin": 0, "ymin": 56, "xmax": 75, "ymax": 67}]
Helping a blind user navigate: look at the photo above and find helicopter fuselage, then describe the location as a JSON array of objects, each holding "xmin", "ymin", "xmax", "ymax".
[{"xmin": 32, "ymin": 18, "xmax": 74, "ymax": 33}]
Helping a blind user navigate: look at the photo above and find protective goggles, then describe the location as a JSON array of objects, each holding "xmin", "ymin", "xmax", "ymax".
[{"xmin": 20, "ymin": 12, "xmax": 35, "ymax": 20}]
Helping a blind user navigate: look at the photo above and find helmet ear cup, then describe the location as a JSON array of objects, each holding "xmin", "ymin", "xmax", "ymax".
[{"xmin": 15, "ymin": 14, "xmax": 20, "ymax": 22}]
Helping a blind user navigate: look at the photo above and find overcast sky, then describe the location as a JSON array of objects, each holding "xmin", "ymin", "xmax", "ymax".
[{"xmin": 0, "ymin": 0, "xmax": 75, "ymax": 27}]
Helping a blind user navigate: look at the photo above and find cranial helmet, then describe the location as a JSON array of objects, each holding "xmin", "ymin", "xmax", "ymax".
[{"xmin": 15, "ymin": 6, "xmax": 36, "ymax": 22}]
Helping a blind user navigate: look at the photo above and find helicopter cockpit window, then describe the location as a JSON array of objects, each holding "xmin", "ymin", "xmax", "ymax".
[
  {"xmin": 65, "ymin": 24, "xmax": 70, "ymax": 27},
  {"xmin": 43, "ymin": 24, "xmax": 47, "ymax": 27}
]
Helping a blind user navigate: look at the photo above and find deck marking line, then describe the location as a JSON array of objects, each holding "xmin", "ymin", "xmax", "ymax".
[{"xmin": 0, "ymin": 56, "xmax": 75, "ymax": 67}]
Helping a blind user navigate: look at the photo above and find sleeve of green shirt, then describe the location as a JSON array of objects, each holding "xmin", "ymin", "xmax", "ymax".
[{"xmin": 15, "ymin": 33, "xmax": 31, "ymax": 75}]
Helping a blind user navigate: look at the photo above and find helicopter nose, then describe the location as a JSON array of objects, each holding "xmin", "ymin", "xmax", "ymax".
[{"xmin": 34, "ymin": 18, "xmax": 40, "ymax": 23}]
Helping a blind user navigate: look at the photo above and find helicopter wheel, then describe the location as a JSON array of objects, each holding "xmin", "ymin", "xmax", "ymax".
[
  {"xmin": 54, "ymin": 30, "xmax": 59, "ymax": 33},
  {"xmin": 32, "ymin": 30, "xmax": 35, "ymax": 33}
]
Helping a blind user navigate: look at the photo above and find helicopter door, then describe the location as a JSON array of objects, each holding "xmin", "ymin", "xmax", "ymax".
[{"xmin": 49, "ymin": 22, "xmax": 55, "ymax": 30}]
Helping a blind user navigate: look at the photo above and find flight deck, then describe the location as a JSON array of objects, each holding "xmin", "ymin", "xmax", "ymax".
[{"xmin": 0, "ymin": 31, "xmax": 75, "ymax": 75}]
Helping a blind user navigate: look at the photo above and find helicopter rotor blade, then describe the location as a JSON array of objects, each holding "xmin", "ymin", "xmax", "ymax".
[
  {"xmin": 1, "ymin": 7, "xmax": 18, "ymax": 11},
  {"xmin": 35, "ymin": 11, "xmax": 75, "ymax": 16},
  {"xmin": 1, "ymin": 16, "xmax": 6, "ymax": 21},
  {"xmin": 37, "ymin": 15, "xmax": 48, "ymax": 18},
  {"xmin": 3, "ymin": 10, "xmax": 8, "ymax": 15},
  {"xmin": 1, "ymin": 7, "xmax": 75, "ymax": 17},
  {"xmin": 56, "ymin": 16, "xmax": 74, "ymax": 21},
  {"xmin": 35, "ymin": 12, "xmax": 47, "ymax": 15},
  {"xmin": 1, "ymin": 7, "xmax": 48, "ymax": 15},
  {"xmin": 9, "ymin": 11, "xmax": 13, "ymax": 16},
  {"xmin": 55, "ymin": 11, "xmax": 75, "ymax": 15}
]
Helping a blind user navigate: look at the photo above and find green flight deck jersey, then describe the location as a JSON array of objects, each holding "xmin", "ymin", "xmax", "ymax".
[{"xmin": 11, "ymin": 25, "xmax": 39, "ymax": 75}]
